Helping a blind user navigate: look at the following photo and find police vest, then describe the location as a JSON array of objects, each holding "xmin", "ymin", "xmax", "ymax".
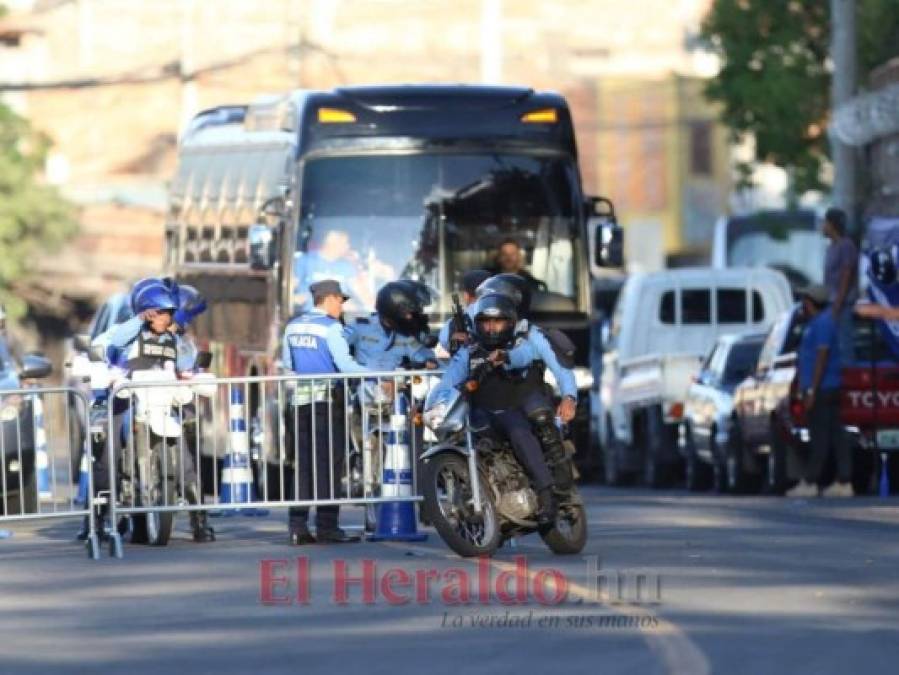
[
  {"xmin": 285, "ymin": 312, "xmax": 341, "ymax": 375},
  {"xmin": 469, "ymin": 345, "xmax": 545, "ymax": 412},
  {"xmin": 285, "ymin": 312, "xmax": 344, "ymax": 405},
  {"xmin": 126, "ymin": 329, "xmax": 178, "ymax": 372}
]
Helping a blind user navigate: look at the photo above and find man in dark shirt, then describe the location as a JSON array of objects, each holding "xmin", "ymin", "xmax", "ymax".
[
  {"xmin": 492, "ymin": 238, "xmax": 545, "ymax": 294},
  {"xmin": 786, "ymin": 285, "xmax": 853, "ymax": 498},
  {"xmin": 823, "ymin": 207, "xmax": 858, "ymax": 365}
]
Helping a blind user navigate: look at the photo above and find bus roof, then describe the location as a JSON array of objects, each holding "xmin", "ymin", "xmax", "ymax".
[{"xmin": 183, "ymin": 84, "xmax": 577, "ymax": 158}]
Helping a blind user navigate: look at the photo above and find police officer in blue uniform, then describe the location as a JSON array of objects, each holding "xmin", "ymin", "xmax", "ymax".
[
  {"xmin": 430, "ymin": 293, "xmax": 577, "ymax": 526},
  {"xmin": 345, "ymin": 280, "xmax": 438, "ymax": 370},
  {"xmin": 282, "ymin": 279, "xmax": 369, "ymax": 544}
]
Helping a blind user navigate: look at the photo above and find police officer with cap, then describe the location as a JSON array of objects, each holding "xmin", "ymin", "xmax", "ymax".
[{"xmin": 282, "ymin": 279, "xmax": 369, "ymax": 544}]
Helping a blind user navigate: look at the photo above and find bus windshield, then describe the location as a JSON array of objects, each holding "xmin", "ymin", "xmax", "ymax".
[
  {"xmin": 293, "ymin": 152, "xmax": 581, "ymax": 315},
  {"xmin": 725, "ymin": 211, "xmax": 827, "ymax": 288}
]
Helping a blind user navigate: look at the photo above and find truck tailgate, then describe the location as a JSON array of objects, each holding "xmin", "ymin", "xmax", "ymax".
[
  {"xmin": 841, "ymin": 364, "xmax": 899, "ymax": 430},
  {"xmin": 619, "ymin": 353, "xmax": 703, "ymax": 408}
]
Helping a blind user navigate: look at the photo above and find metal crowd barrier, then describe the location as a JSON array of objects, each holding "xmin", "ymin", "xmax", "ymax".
[
  {"xmin": 104, "ymin": 370, "xmax": 442, "ymax": 558},
  {"xmin": 0, "ymin": 386, "xmax": 98, "ymax": 557}
]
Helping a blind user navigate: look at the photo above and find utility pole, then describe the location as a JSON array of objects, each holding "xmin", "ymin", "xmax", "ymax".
[
  {"xmin": 830, "ymin": 0, "xmax": 857, "ymax": 228},
  {"xmin": 179, "ymin": 0, "xmax": 198, "ymax": 138},
  {"xmin": 480, "ymin": 0, "xmax": 502, "ymax": 84}
]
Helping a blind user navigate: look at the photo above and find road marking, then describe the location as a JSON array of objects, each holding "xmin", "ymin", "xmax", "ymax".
[{"xmin": 377, "ymin": 539, "xmax": 710, "ymax": 675}]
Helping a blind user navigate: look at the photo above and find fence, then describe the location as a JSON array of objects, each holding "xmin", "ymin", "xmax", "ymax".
[
  {"xmin": 0, "ymin": 386, "xmax": 99, "ymax": 557},
  {"xmin": 103, "ymin": 370, "xmax": 441, "ymax": 558}
]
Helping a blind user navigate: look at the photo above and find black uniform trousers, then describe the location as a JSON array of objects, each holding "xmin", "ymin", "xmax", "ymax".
[
  {"xmin": 285, "ymin": 394, "xmax": 347, "ymax": 533},
  {"xmin": 805, "ymin": 388, "xmax": 851, "ymax": 484},
  {"xmin": 477, "ymin": 389, "xmax": 555, "ymax": 492}
]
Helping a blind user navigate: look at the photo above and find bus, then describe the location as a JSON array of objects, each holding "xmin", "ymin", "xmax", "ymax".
[{"xmin": 164, "ymin": 85, "xmax": 622, "ymax": 474}]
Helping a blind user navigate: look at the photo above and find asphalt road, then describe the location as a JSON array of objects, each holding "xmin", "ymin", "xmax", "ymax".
[{"xmin": 1, "ymin": 487, "xmax": 898, "ymax": 675}]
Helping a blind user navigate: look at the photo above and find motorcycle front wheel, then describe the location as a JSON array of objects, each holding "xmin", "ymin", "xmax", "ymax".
[
  {"xmin": 422, "ymin": 453, "xmax": 501, "ymax": 558},
  {"xmin": 130, "ymin": 440, "xmax": 175, "ymax": 546}
]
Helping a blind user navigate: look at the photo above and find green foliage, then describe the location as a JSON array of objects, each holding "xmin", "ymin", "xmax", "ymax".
[
  {"xmin": 0, "ymin": 104, "xmax": 77, "ymax": 317},
  {"xmin": 701, "ymin": 0, "xmax": 899, "ymax": 197}
]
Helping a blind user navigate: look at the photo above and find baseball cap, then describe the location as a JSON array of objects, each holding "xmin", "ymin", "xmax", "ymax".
[{"xmin": 310, "ymin": 279, "xmax": 350, "ymax": 301}]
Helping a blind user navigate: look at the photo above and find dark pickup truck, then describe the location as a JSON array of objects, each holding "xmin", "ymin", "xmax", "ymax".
[{"xmin": 730, "ymin": 311, "xmax": 899, "ymax": 494}]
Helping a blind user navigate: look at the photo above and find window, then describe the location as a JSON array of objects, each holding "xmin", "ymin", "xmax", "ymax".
[
  {"xmin": 752, "ymin": 291, "xmax": 765, "ymax": 322},
  {"xmin": 659, "ymin": 291, "xmax": 675, "ymax": 324},
  {"xmin": 682, "ymin": 289, "xmax": 711, "ymax": 324},
  {"xmin": 689, "ymin": 121, "xmax": 713, "ymax": 176},
  {"xmin": 717, "ymin": 288, "xmax": 746, "ymax": 323},
  {"xmin": 723, "ymin": 340, "xmax": 764, "ymax": 386}
]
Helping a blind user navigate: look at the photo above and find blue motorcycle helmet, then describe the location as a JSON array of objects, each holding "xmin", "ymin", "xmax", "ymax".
[
  {"xmin": 130, "ymin": 276, "xmax": 179, "ymax": 314},
  {"xmin": 131, "ymin": 279, "xmax": 178, "ymax": 315},
  {"xmin": 173, "ymin": 284, "xmax": 207, "ymax": 331}
]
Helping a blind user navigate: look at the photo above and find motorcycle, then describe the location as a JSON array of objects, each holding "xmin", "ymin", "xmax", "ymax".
[
  {"xmin": 81, "ymin": 347, "xmax": 214, "ymax": 548},
  {"xmin": 420, "ymin": 363, "xmax": 587, "ymax": 558}
]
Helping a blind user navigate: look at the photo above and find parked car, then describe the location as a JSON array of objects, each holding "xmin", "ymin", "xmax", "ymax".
[
  {"xmin": 680, "ymin": 332, "xmax": 766, "ymax": 491},
  {"xmin": 0, "ymin": 352, "xmax": 53, "ymax": 515},
  {"xmin": 728, "ymin": 306, "xmax": 806, "ymax": 493},
  {"xmin": 599, "ymin": 267, "xmax": 793, "ymax": 487},
  {"xmin": 63, "ymin": 292, "xmax": 132, "ymax": 481}
]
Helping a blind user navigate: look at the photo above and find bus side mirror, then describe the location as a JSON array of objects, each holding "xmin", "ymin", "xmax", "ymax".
[
  {"xmin": 586, "ymin": 196, "xmax": 623, "ymax": 272},
  {"xmin": 19, "ymin": 353, "xmax": 52, "ymax": 380},
  {"xmin": 248, "ymin": 224, "xmax": 276, "ymax": 270}
]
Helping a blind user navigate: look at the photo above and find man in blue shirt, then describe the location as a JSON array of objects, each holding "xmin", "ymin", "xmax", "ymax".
[
  {"xmin": 282, "ymin": 279, "xmax": 370, "ymax": 544},
  {"xmin": 292, "ymin": 230, "xmax": 367, "ymax": 314},
  {"xmin": 788, "ymin": 284, "xmax": 852, "ymax": 498}
]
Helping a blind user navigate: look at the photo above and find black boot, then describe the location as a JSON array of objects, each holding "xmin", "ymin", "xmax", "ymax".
[
  {"xmin": 536, "ymin": 487, "xmax": 558, "ymax": 529},
  {"xmin": 190, "ymin": 511, "xmax": 215, "ymax": 543},
  {"xmin": 75, "ymin": 516, "xmax": 91, "ymax": 541},
  {"xmin": 186, "ymin": 485, "xmax": 215, "ymax": 543}
]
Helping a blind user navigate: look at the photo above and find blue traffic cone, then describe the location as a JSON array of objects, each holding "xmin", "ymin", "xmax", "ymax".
[
  {"xmin": 212, "ymin": 387, "xmax": 267, "ymax": 517},
  {"xmin": 31, "ymin": 395, "xmax": 51, "ymax": 501},
  {"xmin": 880, "ymin": 452, "xmax": 890, "ymax": 498},
  {"xmin": 367, "ymin": 390, "xmax": 427, "ymax": 542}
]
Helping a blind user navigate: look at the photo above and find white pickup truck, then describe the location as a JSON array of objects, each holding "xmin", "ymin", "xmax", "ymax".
[{"xmin": 599, "ymin": 267, "xmax": 793, "ymax": 487}]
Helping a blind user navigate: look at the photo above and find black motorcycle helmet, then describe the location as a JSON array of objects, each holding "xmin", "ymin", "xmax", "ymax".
[
  {"xmin": 376, "ymin": 280, "xmax": 433, "ymax": 337},
  {"xmin": 870, "ymin": 247, "xmax": 898, "ymax": 286},
  {"xmin": 472, "ymin": 293, "xmax": 518, "ymax": 349},
  {"xmin": 476, "ymin": 273, "xmax": 532, "ymax": 316}
]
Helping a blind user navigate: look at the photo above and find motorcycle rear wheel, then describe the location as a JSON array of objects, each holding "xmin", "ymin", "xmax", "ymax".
[{"xmin": 422, "ymin": 453, "xmax": 501, "ymax": 558}]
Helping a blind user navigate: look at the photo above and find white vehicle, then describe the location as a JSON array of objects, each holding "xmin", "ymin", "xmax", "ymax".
[
  {"xmin": 710, "ymin": 209, "xmax": 826, "ymax": 289},
  {"xmin": 599, "ymin": 267, "xmax": 793, "ymax": 487}
]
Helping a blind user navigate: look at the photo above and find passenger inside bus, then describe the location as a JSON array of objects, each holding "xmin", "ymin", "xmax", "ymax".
[{"xmin": 489, "ymin": 237, "xmax": 547, "ymax": 294}]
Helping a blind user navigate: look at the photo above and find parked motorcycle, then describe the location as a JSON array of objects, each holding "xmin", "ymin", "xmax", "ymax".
[{"xmin": 420, "ymin": 366, "xmax": 587, "ymax": 557}]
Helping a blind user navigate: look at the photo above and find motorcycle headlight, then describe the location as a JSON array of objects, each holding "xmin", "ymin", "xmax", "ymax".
[
  {"xmin": 0, "ymin": 402, "xmax": 20, "ymax": 422},
  {"xmin": 422, "ymin": 403, "xmax": 448, "ymax": 432}
]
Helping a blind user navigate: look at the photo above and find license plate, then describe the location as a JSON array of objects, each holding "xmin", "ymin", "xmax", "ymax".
[{"xmin": 876, "ymin": 429, "xmax": 899, "ymax": 449}]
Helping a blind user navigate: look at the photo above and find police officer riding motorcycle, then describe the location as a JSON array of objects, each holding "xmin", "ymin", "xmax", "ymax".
[{"xmin": 420, "ymin": 293, "xmax": 586, "ymax": 557}]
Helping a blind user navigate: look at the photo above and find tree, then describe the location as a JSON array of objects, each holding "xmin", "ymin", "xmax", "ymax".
[
  {"xmin": 701, "ymin": 0, "xmax": 899, "ymax": 198},
  {"xmin": 0, "ymin": 103, "xmax": 77, "ymax": 317}
]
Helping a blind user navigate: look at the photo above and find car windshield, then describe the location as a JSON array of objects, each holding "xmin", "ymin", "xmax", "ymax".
[
  {"xmin": 726, "ymin": 212, "xmax": 827, "ymax": 288},
  {"xmin": 723, "ymin": 340, "xmax": 764, "ymax": 386},
  {"xmin": 293, "ymin": 152, "xmax": 581, "ymax": 315}
]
